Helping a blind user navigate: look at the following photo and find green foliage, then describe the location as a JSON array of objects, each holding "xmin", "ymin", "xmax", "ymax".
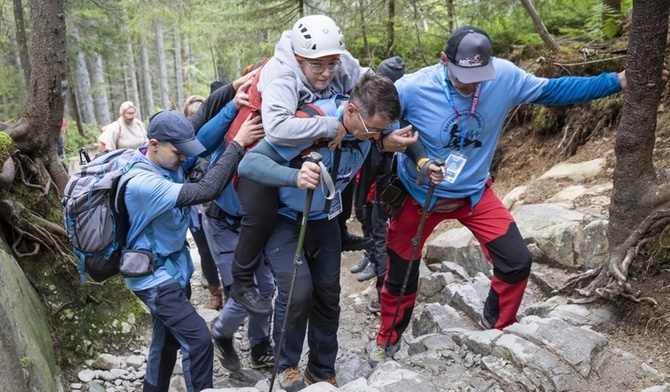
[
  {"xmin": 62, "ymin": 120, "xmax": 99, "ymax": 158},
  {"xmin": 19, "ymin": 357, "xmax": 36, "ymax": 372}
]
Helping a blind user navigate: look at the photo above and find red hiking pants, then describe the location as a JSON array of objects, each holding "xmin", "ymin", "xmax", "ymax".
[{"xmin": 376, "ymin": 186, "xmax": 532, "ymax": 346}]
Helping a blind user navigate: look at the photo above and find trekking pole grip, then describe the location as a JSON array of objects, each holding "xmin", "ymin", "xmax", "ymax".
[{"xmin": 293, "ymin": 152, "xmax": 323, "ymax": 265}]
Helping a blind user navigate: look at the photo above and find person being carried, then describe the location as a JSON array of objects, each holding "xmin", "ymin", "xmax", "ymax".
[
  {"xmin": 99, "ymin": 101, "xmax": 148, "ymax": 151},
  {"xmin": 121, "ymin": 84, "xmax": 259, "ymax": 392},
  {"xmin": 368, "ymin": 25, "xmax": 667, "ymax": 365},
  {"xmin": 239, "ymin": 73, "xmax": 431, "ymax": 391},
  {"xmin": 230, "ymin": 14, "xmax": 417, "ymax": 317}
]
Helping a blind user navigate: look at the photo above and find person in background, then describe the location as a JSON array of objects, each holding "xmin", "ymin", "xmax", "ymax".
[
  {"xmin": 99, "ymin": 101, "xmax": 148, "ymax": 151},
  {"xmin": 368, "ymin": 25, "xmax": 657, "ymax": 365},
  {"xmin": 350, "ymin": 56, "xmax": 406, "ymax": 314},
  {"xmin": 183, "ymin": 94, "xmax": 225, "ymax": 310}
]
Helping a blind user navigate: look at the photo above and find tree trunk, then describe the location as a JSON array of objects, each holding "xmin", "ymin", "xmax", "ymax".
[
  {"xmin": 358, "ymin": 0, "xmax": 371, "ymax": 66},
  {"xmin": 70, "ymin": 25, "xmax": 95, "ymax": 124},
  {"xmin": 519, "ymin": 0, "xmax": 560, "ymax": 52},
  {"xmin": 410, "ymin": 0, "xmax": 430, "ymax": 65},
  {"xmin": 140, "ymin": 37, "xmax": 155, "ymax": 116},
  {"xmin": 446, "ymin": 0, "xmax": 455, "ymax": 33},
  {"xmin": 88, "ymin": 52, "xmax": 111, "ymax": 126},
  {"xmin": 608, "ymin": 0, "xmax": 670, "ymax": 249},
  {"xmin": 127, "ymin": 41, "xmax": 142, "ymax": 120},
  {"xmin": 5, "ymin": 0, "xmax": 68, "ymax": 190},
  {"xmin": 12, "ymin": 0, "xmax": 31, "ymax": 88},
  {"xmin": 210, "ymin": 45, "xmax": 219, "ymax": 82},
  {"xmin": 385, "ymin": 0, "xmax": 396, "ymax": 58},
  {"xmin": 156, "ymin": 21, "xmax": 171, "ymax": 110},
  {"xmin": 182, "ymin": 36, "xmax": 191, "ymax": 93},
  {"xmin": 174, "ymin": 27, "xmax": 184, "ymax": 110},
  {"xmin": 67, "ymin": 71, "xmax": 86, "ymax": 137}
]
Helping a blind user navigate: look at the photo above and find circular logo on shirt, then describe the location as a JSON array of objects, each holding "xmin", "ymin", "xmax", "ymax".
[{"xmin": 440, "ymin": 113, "xmax": 484, "ymax": 150}]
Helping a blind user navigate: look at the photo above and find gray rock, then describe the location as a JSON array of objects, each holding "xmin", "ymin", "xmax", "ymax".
[
  {"xmin": 412, "ymin": 303, "xmax": 472, "ymax": 336},
  {"xmin": 441, "ymin": 273, "xmax": 491, "ymax": 321},
  {"xmin": 418, "ymin": 272, "xmax": 454, "ymax": 303},
  {"xmin": 78, "ymin": 369, "xmax": 96, "ymax": 383},
  {"xmin": 493, "ymin": 333, "xmax": 584, "ymax": 391},
  {"xmin": 425, "ymin": 227, "xmax": 490, "ymax": 276},
  {"xmin": 547, "ymin": 303, "xmax": 617, "ymax": 326},
  {"xmin": 504, "ymin": 316, "xmax": 608, "ymax": 377},
  {"xmin": 92, "ymin": 353, "xmax": 121, "ymax": 371},
  {"xmin": 368, "ymin": 361, "xmax": 441, "ymax": 392},
  {"xmin": 339, "ymin": 377, "xmax": 380, "ymax": 392},
  {"xmin": 125, "ymin": 355, "xmax": 145, "ymax": 370}
]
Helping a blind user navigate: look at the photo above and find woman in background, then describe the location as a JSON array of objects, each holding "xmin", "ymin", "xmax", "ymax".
[{"xmin": 99, "ymin": 101, "xmax": 148, "ymax": 151}]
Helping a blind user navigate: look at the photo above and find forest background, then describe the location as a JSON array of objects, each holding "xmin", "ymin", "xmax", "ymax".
[
  {"xmin": 4, "ymin": 0, "xmax": 666, "ymax": 380},
  {"xmin": 1, "ymin": 0, "xmax": 626, "ymax": 157}
]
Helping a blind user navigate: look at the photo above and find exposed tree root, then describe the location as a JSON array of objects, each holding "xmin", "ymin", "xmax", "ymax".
[{"xmin": 556, "ymin": 209, "xmax": 670, "ymax": 306}]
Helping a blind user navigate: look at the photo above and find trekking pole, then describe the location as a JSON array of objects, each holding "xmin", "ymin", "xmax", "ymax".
[
  {"xmin": 269, "ymin": 151, "xmax": 322, "ymax": 392},
  {"xmin": 386, "ymin": 158, "xmax": 445, "ymax": 350}
]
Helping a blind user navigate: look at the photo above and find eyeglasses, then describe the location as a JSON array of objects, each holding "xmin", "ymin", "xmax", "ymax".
[
  {"xmin": 355, "ymin": 109, "xmax": 384, "ymax": 135},
  {"xmin": 303, "ymin": 60, "xmax": 341, "ymax": 74}
]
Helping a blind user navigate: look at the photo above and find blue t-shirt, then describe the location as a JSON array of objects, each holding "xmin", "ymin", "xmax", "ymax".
[
  {"xmin": 123, "ymin": 149, "xmax": 193, "ymax": 291},
  {"xmin": 396, "ymin": 58, "xmax": 622, "ymax": 208}
]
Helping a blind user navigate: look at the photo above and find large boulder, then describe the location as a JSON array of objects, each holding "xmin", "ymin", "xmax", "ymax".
[{"xmin": 0, "ymin": 235, "xmax": 64, "ymax": 392}]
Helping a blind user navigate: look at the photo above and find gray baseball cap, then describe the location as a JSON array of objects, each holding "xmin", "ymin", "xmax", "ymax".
[
  {"xmin": 147, "ymin": 110, "xmax": 205, "ymax": 157},
  {"xmin": 445, "ymin": 26, "xmax": 496, "ymax": 84}
]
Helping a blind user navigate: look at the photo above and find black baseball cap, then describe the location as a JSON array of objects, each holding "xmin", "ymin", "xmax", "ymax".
[
  {"xmin": 445, "ymin": 26, "xmax": 496, "ymax": 84},
  {"xmin": 147, "ymin": 110, "xmax": 205, "ymax": 156}
]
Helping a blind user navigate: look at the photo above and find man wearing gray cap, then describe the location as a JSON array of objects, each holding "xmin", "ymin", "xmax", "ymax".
[
  {"xmin": 370, "ymin": 25, "xmax": 637, "ymax": 365},
  {"xmin": 121, "ymin": 108, "xmax": 261, "ymax": 392}
]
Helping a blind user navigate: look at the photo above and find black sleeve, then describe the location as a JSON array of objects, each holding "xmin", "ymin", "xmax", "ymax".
[
  {"xmin": 175, "ymin": 141, "xmax": 244, "ymax": 207},
  {"xmin": 403, "ymin": 119, "xmax": 428, "ymax": 165},
  {"xmin": 189, "ymin": 83, "xmax": 236, "ymax": 133}
]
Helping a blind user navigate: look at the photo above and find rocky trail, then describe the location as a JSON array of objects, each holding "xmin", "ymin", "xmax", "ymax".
[{"xmin": 70, "ymin": 124, "xmax": 670, "ymax": 392}]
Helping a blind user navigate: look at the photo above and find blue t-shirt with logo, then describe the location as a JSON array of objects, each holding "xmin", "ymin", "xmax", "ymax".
[{"xmin": 396, "ymin": 58, "xmax": 622, "ymax": 208}]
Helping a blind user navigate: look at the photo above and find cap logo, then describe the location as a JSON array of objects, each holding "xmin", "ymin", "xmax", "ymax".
[{"xmin": 458, "ymin": 54, "xmax": 483, "ymax": 68}]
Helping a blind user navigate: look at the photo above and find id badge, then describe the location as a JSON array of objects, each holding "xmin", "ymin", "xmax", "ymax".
[
  {"xmin": 445, "ymin": 153, "xmax": 467, "ymax": 183},
  {"xmin": 327, "ymin": 190, "xmax": 343, "ymax": 220}
]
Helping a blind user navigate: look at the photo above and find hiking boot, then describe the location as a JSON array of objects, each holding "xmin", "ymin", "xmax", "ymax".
[
  {"xmin": 304, "ymin": 366, "xmax": 339, "ymax": 387},
  {"xmin": 250, "ymin": 338, "xmax": 274, "ymax": 369},
  {"xmin": 278, "ymin": 365, "xmax": 306, "ymax": 392},
  {"xmin": 230, "ymin": 283, "xmax": 272, "ymax": 317},
  {"xmin": 350, "ymin": 255, "xmax": 370, "ymax": 273},
  {"xmin": 204, "ymin": 286, "xmax": 224, "ymax": 310},
  {"xmin": 356, "ymin": 261, "xmax": 376, "ymax": 282},
  {"xmin": 478, "ymin": 314, "xmax": 494, "ymax": 330},
  {"xmin": 341, "ymin": 233, "xmax": 373, "ymax": 252},
  {"xmin": 368, "ymin": 341, "xmax": 400, "ymax": 367},
  {"xmin": 368, "ymin": 299, "xmax": 381, "ymax": 313},
  {"xmin": 213, "ymin": 335, "xmax": 241, "ymax": 372}
]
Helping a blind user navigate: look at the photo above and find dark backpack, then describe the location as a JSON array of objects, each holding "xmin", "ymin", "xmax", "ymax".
[{"xmin": 62, "ymin": 148, "xmax": 149, "ymax": 283}]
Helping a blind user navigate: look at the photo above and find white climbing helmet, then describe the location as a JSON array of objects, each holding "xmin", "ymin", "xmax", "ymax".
[{"xmin": 291, "ymin": 15, "xmax": 346, "ymax": 59}]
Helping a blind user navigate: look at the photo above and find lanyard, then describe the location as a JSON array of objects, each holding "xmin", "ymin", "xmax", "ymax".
[{"xmin": 441, "ymin": 65, "xmax": 481, "ymax": 150}]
